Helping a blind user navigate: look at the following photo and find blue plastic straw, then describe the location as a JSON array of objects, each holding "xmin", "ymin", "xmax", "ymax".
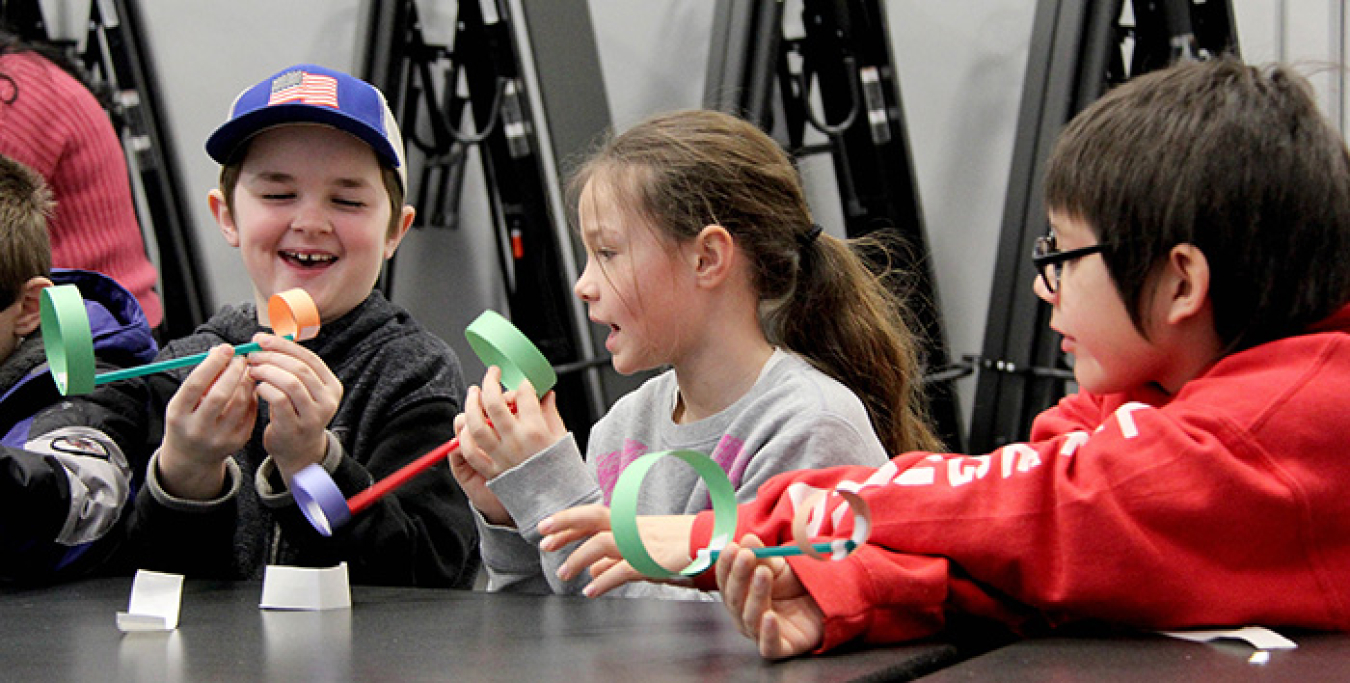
[
  {"xmin": 706, "ymin": 539, "xmax": 856, "ymax": 562},
  {"xmin": 94, "ymin": 337, "xmax": 290, "ymax": 385}
]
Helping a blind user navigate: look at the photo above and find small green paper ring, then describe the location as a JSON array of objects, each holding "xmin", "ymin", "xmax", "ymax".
[
  {"xmin": 610, "ymin": 450, "xmax": 739, "ymax": 579},
  {"xmin": 40, "ymin": 284, "xmax": 95, "ymax": 396},
  {"xmin": 464, "ymin": 310, "xmax": 557, "ymax": 394}
]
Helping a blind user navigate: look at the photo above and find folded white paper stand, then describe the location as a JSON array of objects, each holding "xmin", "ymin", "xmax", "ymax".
[
  {"xmin": 1159, "ymin": 626, "xmax": 1297, "ymax": 650},
  {"xmin": 259, "ymin": 562, "xmax": 351, "ymax": 611},
  {"xmin": 116, "ymin": 569, "xmax": 185, "ymax": 632},
  {"xmin": 1160, "ymin": 626, "xmax": 1297, "ymax": 664}
]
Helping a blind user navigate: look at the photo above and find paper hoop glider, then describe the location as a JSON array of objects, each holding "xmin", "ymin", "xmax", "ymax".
[
  {"xmin": 292, "ymin": 309, "xmax": 557, "ymax": 536},
  {"xmin": 609, "ymin": 451, "xmax": 873, "ymax": 578},
  {"xmin": 40, "ymin": 285, "xmax": 319, "ymax": 396}
]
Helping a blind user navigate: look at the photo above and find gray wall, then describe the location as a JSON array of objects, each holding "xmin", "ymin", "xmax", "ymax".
[{"xmin": 41, "ymin": 0, "xmax": 1350, "ymax": 439}]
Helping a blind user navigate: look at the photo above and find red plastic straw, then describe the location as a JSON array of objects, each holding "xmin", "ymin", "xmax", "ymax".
[
  {"xmin": 347, "ymin": 438, "xmax": 461, "ymax": 515},
  {"xmin": 344, "ymin": 404, "xmax": 514, "ymax": 516}
]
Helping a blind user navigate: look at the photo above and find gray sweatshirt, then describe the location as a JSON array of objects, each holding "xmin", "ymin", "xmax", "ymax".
[{"xmin": 480, "ymin": 349, "xmax": 889, "ymax": 598}]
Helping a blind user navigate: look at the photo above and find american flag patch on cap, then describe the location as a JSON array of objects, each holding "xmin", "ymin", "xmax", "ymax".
[{"xmin": 268, "ymin": 70, "xmax": 339, "ymax": 108}]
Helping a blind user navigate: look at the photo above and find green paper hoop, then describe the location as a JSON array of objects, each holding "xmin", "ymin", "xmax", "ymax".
[
  {"xmin": 40, "ymin": 284, "xmax": 96, "ymax": 396},
  {"xmin": 610, "ymin": 450, "xmax": 739, "ymax": 579},
  {"xmin": 41, "ymin": 287, "xmax": 319, "ymax": 396},
  {"xmin": 465, "ymin": 310, "xmax": 557, "ymax": 394}
]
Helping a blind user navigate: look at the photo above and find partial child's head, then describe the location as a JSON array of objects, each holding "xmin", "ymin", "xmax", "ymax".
[
  {"xmin": 567, "ymin": 107, "xmax": 810, "ymax": 356},
  {"xmin": 568, "ymin": 109, "xmax": 939, "ymax": 454},
  {"xmin": 0, "ymin": 154, "xmax": 53, "ymax": 358},
  {"xmin": 568, "ymin": 109, "xmax": 815, "ymax": 320},
  {"xmin": 1045, "ymin": 59, "xmax": 1350, "ymax": 353},
  {"xmin": 205, "ymin": 64, "xmax": 415, "ymax": 321}
]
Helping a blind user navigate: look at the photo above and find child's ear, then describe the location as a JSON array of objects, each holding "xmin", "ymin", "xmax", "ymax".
[
  {"xmin": 383, "ymin": 205, "xmax": 416, "ymax": 259},
  {"xmin": 690, "ymin": 224, "xmax": 735, "ymax": 286},
  {"xmin": 14, "ymin": 276, "xmax": 54, "ymax": 337},
  {"xmin": 1161, "ymin": 243, "xmax": 1211, "ymax": 325},
  {"xmin": 209, "ymin": 189, "xmax": 240, "ymax": 247}
]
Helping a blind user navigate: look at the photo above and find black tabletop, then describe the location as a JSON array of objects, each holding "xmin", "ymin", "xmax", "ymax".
[
  {"xmin": 0, "ymin": 577, "xmax": 964, "ymax": 682},
  {"xmin": 919, "ymin": 631, "xmax": 1350, "ymax": 682}
]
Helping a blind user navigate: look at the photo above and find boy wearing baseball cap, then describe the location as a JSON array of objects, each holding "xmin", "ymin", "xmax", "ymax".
[{"xmin": 35, "ymin": 64, "xmax": 480, "ymax": 586}]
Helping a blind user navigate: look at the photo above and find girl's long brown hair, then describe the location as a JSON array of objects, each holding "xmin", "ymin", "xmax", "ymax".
[{"xmin": 568, "ymin": 109, "xmax": 940, "ymax": 454}]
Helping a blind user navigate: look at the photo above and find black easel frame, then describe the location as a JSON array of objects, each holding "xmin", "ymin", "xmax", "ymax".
[
  {"xmin": 706, "ymin": 0, "xmax": 966, "ymax": 451},
  {"xmin": 968, "ymin": 0, "xmax": 1238, "ymax": 453}
]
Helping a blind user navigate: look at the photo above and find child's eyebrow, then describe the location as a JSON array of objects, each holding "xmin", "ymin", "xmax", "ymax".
[
  {"xmin": 245, "ymin": 172, "xmax": 374, "ymax": 190},
  {"xmin": 331, "ymin": 176, "xmax": 375, "ymax": 190},
  {"xmin": 581, "ymin": 224, "xmax": 609, "ymax": 245},
  {"xmin": 247, "ymin": 171, "xmax": 295, "ymax": 184}
]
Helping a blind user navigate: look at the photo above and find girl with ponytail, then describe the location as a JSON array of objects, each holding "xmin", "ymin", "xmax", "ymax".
[{"xmin": 449, "ymin": 109, "xmax": 938, "ymax": 598}]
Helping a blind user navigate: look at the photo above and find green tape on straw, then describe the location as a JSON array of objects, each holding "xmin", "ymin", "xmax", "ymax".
[
  {"xmin": 465, "ymin": 310, "xmax": 557, "ymax": 394},
  {"xmin": 40, "ymin": 284, "xmax": 95, "ymax": 396},
  {"xmin": 610, "ymin": 450, "xmax": 739, "ymax": 579}
]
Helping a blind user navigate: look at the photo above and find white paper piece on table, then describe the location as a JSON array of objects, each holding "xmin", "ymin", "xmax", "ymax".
[
  {"xmin": 116, "ymin": 569, "xmax": 185, "ymax": 632},
  {"xmin": 1159, "ymin": 626, "xmax": 1298, "ymax": 650},
  {"xmin": 259, "ymin": 562, "xmax": 352, "ymax": 611}
]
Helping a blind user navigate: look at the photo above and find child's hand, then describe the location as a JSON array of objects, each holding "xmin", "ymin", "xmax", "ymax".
[
  {"xmin": 541, "ymin": 505, "xmax": 696, "ymax": 597},
  {"xmin": 160, "ymin": 344, "xmax": 259, "ymax": 499},
  {"xmin": 449, "ymin": 412, "xmax": 514, "ymax": 527},
  {"xmin": 245, "ymin": 333, "xmax": 342, "ymax": 481},
  {"xmin": 457, "ymin": 365, "xmax": 566, "ymax": 478},
  {"xmin": 716, "ymin": 535, "xmax": 824, "ymax": 659}
]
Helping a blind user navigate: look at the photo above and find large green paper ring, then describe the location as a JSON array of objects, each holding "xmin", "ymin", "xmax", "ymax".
[
  {"xmin": 464, "ymin": 310, "xmax": 557, "ymax": 394},
  {"xmin": 40, "ymin": 284, "xmax": 95, "ymax": 396},
  {"xmin": 610, "ymin": 450, "xmax": 739, "ymax": 579}
]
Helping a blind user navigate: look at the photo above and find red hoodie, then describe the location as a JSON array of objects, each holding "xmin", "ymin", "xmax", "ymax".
[{"xmin": 691, "ymin": 304, "xmax": 1350, "ymax": 652}]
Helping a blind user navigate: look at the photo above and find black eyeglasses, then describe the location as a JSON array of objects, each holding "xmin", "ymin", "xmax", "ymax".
[{"xmin": 1032, "ymin": 234, "xmax": 1103, "ymax": 294}]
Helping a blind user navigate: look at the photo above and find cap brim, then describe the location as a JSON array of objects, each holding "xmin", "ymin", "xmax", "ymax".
[{"xmin": 205, "ymin": 103, "xmax": 401, "ymax": 171}]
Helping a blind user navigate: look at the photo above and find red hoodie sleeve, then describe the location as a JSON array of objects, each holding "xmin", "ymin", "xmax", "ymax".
[{"xmin": 691, "ymin": 390, "xmax": 1349, "ymax": 651}]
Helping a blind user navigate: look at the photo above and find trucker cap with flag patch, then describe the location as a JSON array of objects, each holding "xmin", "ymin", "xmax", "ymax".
[{"xmin": 205, "ymin": 63, "xmax": 407, "ymax": 190}]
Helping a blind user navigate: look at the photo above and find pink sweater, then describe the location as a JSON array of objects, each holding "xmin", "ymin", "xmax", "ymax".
[{"xmin": 0, "ymin": 51, "xmax": 162, "ymax": 327}]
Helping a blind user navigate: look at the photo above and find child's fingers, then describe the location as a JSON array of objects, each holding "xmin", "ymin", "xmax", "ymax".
[
  {"xmin": 251, "ymin": 332, "xmax": 331, "ymax": 379},
  {"xmin": 187, "ymin": 355, "xmax": 253, "ymax": 422},
  {"xmin": 172, "ymin": 345, "xmax": 239, "ymax": 410},
  {"xmin": 479, "ymin": 365, "xmax": 506, "ymax": 408},
  {"xmin": 582, "ymin": 557, "xmax": 651, "ymax": 598},
  {"xmin": 556, "ymin": 531, "xmax": 616, "ymax": 584},
  {"xmin": 717, "ymin": 541, "xmax": 758, "ymax": 638},
  {"xmin": 741, "ymin": 564, "xmax": 775, "ymax": 647},
  {"xmin": 537, "ymin": 503, "xmax": 610, "ymax": 549},
  {"xmin": 247, "ymin": 334, "xmax": 341, "ymax": 416},
  {"xmin": 460, "ymin": 387, "xmax": 513, "ymax": 474},
  {"xmin": 482, "ymin": 366, "xmax": 535, "ymax": 431},
  {"xmin": 219, "ymin": 360, "xmax": 259, "ymax": 422},
  {"xmin": 540, "ymin": 391, "xmax": 566, "ymax": 434},
  {"xmin": 759, "ymin": 609, "xmax": 790, "ymax": 660}
]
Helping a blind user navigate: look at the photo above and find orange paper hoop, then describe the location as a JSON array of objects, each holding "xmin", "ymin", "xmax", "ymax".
[
  {"xmin": 269, "ymin": 289, "xmax": 320, "ymax": 341},
  {"xmin": 789, "ymin": 487, "xmax": 871, "ymax": 560}
]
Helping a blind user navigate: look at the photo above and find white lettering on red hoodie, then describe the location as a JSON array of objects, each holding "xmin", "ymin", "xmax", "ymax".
[{"xmin": 690, "ymin": 304, "xmax": 1350, "ymax": 652}]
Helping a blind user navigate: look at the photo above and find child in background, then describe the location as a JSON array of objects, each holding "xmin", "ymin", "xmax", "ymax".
[
  {"xmin": 450, "ymin": 109, "xmax": 939, "ymax": 597},
  {"xmin": 556, "ymin": 59, "xmax": 1350, "ymax": 654},
  {"xmin": 0, "ymin": 153, "xmax": 157, "ymax": 582},
  {"xmin": 33, "ymin": 64, "xmax": 479, "ymax": 587},
  {"xmin": 1, "ymin": 30, "xmax": 164, "ymax": 328}
]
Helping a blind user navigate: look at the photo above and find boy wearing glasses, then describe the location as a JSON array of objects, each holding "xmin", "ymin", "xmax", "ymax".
[{"xmin": 543, "ymin": 58, "xmax": 1350, "ymax": 657}]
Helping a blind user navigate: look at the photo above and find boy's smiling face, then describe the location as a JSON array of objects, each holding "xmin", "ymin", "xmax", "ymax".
[{"xmin": 212, "ymin": 124, "xmax": 412, "ymax": 325}]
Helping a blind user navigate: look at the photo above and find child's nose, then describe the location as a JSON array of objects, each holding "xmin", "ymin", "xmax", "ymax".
[
  {"xmin": 291, "ymin": 202, "xmax": 333, "ymax": 233},
  {"xmin": 573, "ymin": 263, "xmax": 598, "ymax": 302}
]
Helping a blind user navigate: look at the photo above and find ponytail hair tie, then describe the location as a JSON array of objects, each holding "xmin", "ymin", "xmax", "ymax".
[{"xmin": 798, "ymin": 224, "xmax": 824, "ymax": 250}]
